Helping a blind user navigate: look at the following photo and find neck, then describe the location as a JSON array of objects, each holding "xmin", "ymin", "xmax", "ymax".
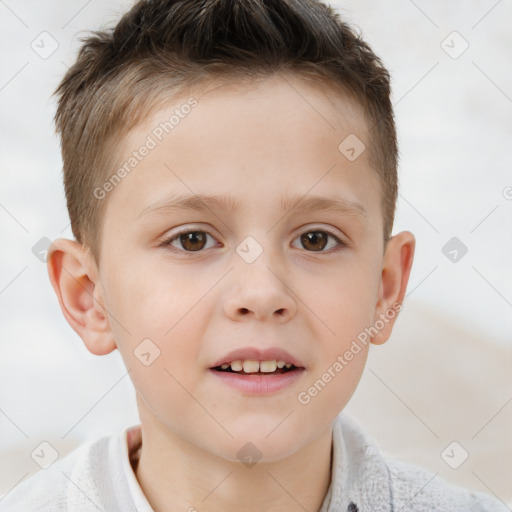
[{"xmin": 133, "ymin": 403, "xmax": 333, "ymax": 512}]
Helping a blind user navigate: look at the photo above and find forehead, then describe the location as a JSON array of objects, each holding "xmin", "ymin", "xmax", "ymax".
[
  {"xmin": 103, "ymin": 73, "xmax": 380, "ymax": 229},
  {"xmin": 119, "ymin": 72, "xmax": 369, "ymax": 160}
]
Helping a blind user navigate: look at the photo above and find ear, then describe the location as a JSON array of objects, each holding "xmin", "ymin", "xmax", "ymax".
[
  {"xmin": 370, "ymin": 231, "xmax": 415, "ymax": 345},
  {"xmin": 46, "ymin": 238, "xmax": 117, "ymax": 355}
]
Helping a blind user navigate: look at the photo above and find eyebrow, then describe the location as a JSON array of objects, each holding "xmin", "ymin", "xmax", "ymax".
[{"xmin": 137, "ymin": 192, "xmax": 368, "ymax": 221}]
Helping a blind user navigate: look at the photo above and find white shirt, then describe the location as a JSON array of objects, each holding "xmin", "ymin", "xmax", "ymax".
[{"xmin": 0, "ymin": 413, "xmax": 507, "ymax": 511}]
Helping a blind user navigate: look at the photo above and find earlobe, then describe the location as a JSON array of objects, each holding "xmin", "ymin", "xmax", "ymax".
[
  {"xmin": 47, "ymin": 238, "xmax": 117, "ymax": 356},
  {"xmin": 371, "ymin": 231, "xmax": 415, "ymax": 346}
]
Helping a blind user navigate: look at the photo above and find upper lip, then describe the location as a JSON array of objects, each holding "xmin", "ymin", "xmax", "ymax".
[{"xmin": 210, "ymin": 347, "xmax": 305, "ymax": 369}]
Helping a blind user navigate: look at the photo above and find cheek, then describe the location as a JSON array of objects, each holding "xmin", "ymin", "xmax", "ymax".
[
  {"xmin": 103, "ymin": 260, "xmax": 207, "ymax": 386},
  {"xmin": 295, "ymin": 342, "xmax": 369, "ymax": 437},
  {"xmin": 324, "ymin": 346, "xmax": 368, "ymax": 413},
  {"xmin": 299, "ymin": 258, "xmax": 377, "ymax": 398},
  {"xmin": 105, "ymin": 255, "xmax": 204, "ymax": 336},
  {"xmin": 306, "ymin": 262, "xmax": 378, "ymax": 338}
]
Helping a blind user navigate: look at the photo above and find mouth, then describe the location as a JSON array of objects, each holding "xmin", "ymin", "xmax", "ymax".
[
  {"xmin": 209, "ymin": 360, "xmax": 305, "ymax": 394},
  {"xmin": 209, "ymin": 346, "xmax": 305, "ymax": 374},
  {"xmin": 211, "ymin": 360, "xmax": 301, "ymax": 376}
]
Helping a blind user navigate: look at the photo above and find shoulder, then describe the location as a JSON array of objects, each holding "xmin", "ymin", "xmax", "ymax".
[
  {"xmin": 385, "ymin": 457, "xmax": 509, "ymax": 511},
  {"xmin": 334, "ymin": 414, "xmax": 508, "ymax": 511},
  {"xmin": 0, "ymin": 433, "xmax": 118, "ymax": 512}
]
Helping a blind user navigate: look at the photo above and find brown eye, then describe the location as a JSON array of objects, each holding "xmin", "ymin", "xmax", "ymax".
[
  {"xmin": 179, "ymin": 232, "xmax": 207, "ymax": 251},
  {"xmin": 300, "ymin": 231, "xmax": 328, "ymax": 251},
  {"xmin": 293, "ymin": 228, "xmax": 346, "ymax": 253},
  {"xmin": 163, "ymin": 230, "xmax": 216, "ymax": 252},
  {"xmin": 162, "ymin": 227, "xmax": 346, "ymax": 254}
]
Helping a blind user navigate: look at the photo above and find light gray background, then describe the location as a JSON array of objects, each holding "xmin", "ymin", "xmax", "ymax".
[{"xmin": 1, "ymin": 0, "xmax": 511, "ymax": 505}]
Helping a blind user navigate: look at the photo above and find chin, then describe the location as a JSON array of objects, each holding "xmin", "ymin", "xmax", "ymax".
[{"xmin": 219, "ymin": 427, "xmax": 305, "ymax": 465}]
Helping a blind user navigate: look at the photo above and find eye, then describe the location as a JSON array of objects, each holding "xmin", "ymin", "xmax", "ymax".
[
  {"xmin": 162, "ymin": 229, "xmax": 218, "ymax": 252},
  {"xmin": 161, "ymin": 227, "xmax": 347, "ymax": 254},
  {"xmin": 292, "ymin": 228, "xmax": 346, "ymax": 253}
]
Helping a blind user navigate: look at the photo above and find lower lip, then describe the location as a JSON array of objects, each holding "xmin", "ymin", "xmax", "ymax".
[{"xmin": 208, "ymin": 368, "xmax": 305, "ymax": 395}]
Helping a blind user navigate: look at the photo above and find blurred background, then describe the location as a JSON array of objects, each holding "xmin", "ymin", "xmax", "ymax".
[{"xmin": 1, "ymin": 0, "xmax": 511, "ymax": 506}]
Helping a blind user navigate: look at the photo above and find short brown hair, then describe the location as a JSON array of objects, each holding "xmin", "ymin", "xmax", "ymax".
[{"xmin": 53, "ymin": 0, "xmax": 398, "ymax": 267}]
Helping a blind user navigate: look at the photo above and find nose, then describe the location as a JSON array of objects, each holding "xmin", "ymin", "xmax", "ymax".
[{"xmin": 223, "ymin": 264, "xmax": 298, "ymax": 323}]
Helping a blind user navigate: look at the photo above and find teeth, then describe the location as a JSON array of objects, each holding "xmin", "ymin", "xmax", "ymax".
[
  {"xmin": 260, "ymin": 360, "xmax": 277, "ymax": 372},
  {"xmin": 220, "ymin": 359, "xmax": 294, "ymax": 373},
  {"xmin": 242, "ymin": 360, "xmax": 260, "ymax": 373},
  {"xmin": 230, "ymin": 360, "xmax": 243, "ymax": 372}
]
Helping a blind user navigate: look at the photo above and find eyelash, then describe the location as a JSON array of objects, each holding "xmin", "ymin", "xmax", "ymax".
[{"xmin": 160, "ymin": 226, "xmax": 347, "ymax": 254}]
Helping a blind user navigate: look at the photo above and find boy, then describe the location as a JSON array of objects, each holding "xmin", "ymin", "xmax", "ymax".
[{"xmin": 0, "ymin": 0, "xmax": 507, "ymax": 510}]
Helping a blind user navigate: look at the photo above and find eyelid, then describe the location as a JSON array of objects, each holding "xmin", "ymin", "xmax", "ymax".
[
  {"xmin": 160, "ymin": 224, "xmax": 219, "ymax": 250},
  {"xmin": 294, "ymin": 224, "xmax": 346, "ymax": 242},
  {"xmin": 163, "ymin": 223, "xmax": 346, "ymax": 240},
  {"xmin": 160, "ymin": 223, "xmax": 348, "ymax": 253},
  {"xmin": 292, "ymin": 225, "xmax": 348, "ymax": 252}
]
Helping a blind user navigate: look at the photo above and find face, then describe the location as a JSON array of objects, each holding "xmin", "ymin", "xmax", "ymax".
[{"xmin": 95, "ymin": 73, "xmax": 385, "ymax": 462}]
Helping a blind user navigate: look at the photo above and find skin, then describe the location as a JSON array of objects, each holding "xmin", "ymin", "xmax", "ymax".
[{"xmin": 47, "ymin": 72, "xmax": 415, "ymax": 512}]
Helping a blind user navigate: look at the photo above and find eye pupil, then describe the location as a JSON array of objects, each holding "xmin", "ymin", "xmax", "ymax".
[
  {"xmin": 301, "ymin": 231, "xmax": 328, "ymax": 251},
  {"xmin": 167, "ymin": 228, "xmax": 341, "ymax": 254},
  {"xmin": 180, "ymin": 231, "xmax": 207, "ymax": 251}
]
